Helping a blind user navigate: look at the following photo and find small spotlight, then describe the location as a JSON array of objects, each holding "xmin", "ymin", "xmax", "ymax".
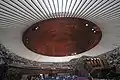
[
  {"xmin": 85, "ymin": 24, "xmax": 88, "ymax": 27},
  {"xmin": 71, "ymin": 53, "xmax": 77, "ymax": 55},
  {"xmin": 35, "ymin": 26, "xmax": 39, "ymax": 30},
  {"xmin": 93, "ymin": 31, "xmax": 96, "ymax": 33},
  {"xmin": 74, "ymin": 53, "xmax": 76, "ymax": 55},
  {"xmin": 92, "ymin": 28, "xmax": 94, "ymax": 31}
]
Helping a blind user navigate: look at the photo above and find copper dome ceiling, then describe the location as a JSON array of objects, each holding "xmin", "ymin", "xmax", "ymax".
[
  {"xmin": 0, "ymin": 0, "xmax": 120, "ymax": 62},
  {"xmin": 23, "ymin": 17, "xmax": 102, "ymax": 56}
]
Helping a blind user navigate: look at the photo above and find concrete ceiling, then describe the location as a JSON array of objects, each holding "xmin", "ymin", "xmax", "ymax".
[{"xmin": 0, "ymin": 0, "xmax": 120, "ymax": 62}]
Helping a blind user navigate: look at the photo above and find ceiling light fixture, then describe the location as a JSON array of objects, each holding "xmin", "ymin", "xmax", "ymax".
[{"xmin": 85, "ymin": 24, "xmax": 88, "ymax": 27}]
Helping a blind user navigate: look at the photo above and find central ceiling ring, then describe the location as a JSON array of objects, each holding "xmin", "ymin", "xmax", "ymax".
[{"xmin": 23, "ymin": 17, "xmax": 102, "ymax": 57}]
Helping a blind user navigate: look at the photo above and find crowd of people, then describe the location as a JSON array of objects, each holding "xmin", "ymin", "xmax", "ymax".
[
  {"xmin": 0, "ymin": 44, "xmax": 42, "ymax": 66},
  {"xmin": 26, "ymin": 74, "xmax": 91, "ymax": 80},
  {"xmin": 0, "ymin": 44, "xmax": 73, "ymax": 70},
  {"xmin": 1, "ymin": 43, "xmax": 120, "ymax": 69},
  {"xmin": 98, "ymin": 47, "xmax": 120, "ymax": 69},
  {"xmin": 1, "ymin": 43, "xmax": 120, "ymax": 80}
]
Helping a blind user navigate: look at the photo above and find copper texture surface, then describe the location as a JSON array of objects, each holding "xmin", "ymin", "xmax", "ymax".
[{"xmin": 23, "ymin": 17, "xmax": 102, "ymax": 57}]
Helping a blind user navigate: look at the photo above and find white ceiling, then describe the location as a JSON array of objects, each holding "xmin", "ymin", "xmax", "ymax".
[{"xmin": 0, "ymin": 0, "xmax": 120, "ymax": 62}]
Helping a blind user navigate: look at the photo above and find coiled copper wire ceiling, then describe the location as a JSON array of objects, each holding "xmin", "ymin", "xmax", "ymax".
[
  {"xmin": 0, "ymin": 0, "xmax": 120, "ymax": 62},
  {"xmin": 23, "ymin": 17, "xmax": 102, "ymax": 56}
]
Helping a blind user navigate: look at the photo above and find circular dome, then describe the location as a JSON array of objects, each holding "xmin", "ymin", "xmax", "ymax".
[
  {"xmin": 23, "ymin": 17, "xmax": 102, "ymax": 57},
  {"xmin": 0, "ymin": 0, "xmax": 120, "ymax": 62}
]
